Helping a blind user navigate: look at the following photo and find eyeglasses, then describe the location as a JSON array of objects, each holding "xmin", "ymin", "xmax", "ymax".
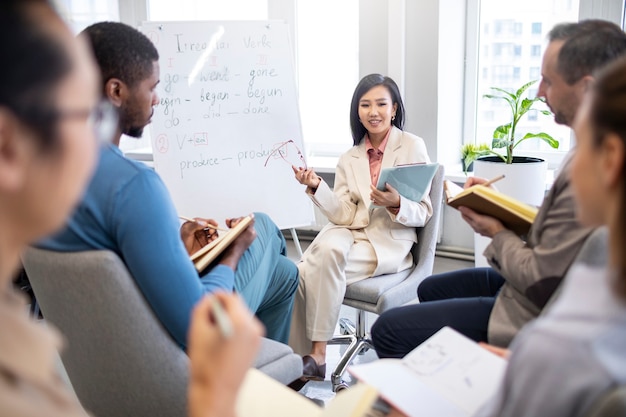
[
  {"xmin": 264, "ymin": 139, "xmax": 307, "ymax": 170},
  {"xmin": 54, "ymin": 99, "xmax": 118, "ymax": 144}
]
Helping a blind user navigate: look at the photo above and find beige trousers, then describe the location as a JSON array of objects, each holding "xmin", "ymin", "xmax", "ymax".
[{"xmin": 288, "ymin": 228, "xmax": 377, "ymax": 356}]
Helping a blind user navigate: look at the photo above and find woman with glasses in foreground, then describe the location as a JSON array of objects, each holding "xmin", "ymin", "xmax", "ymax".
[
  {"xmin": 0, "ymin": 2, "xmax": 262, "ymax": 417},
  {"xmin": 287, "ymin": 74, "xmax": 433, "ymax": 389}
]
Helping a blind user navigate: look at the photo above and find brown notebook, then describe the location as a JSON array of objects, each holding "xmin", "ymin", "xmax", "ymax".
[
  {"xmin": 190, "ymin": 215, "xmax": 254, "ymax": 273},
  {"xmin": 445, "ymin": 180, "xmax": 538, "ymax": 235}
]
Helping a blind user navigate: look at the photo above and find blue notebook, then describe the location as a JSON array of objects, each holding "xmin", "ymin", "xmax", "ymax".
[{"xmin": 372, "ymin": 163, "xmax": 439, "ymax": 207}]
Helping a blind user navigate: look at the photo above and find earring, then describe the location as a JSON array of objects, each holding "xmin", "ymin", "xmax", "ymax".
[{"xmin": 392, "ymin": 115, "xmax": 396, "ymax": 121}]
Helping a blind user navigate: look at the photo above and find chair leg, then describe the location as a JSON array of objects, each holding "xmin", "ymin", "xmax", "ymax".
[{"xmin": 329, "ymin": 309, "xmax": 374, "ymax": 392}]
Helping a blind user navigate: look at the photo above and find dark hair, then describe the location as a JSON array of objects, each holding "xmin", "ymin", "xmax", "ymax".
[
  {"xmin": 349, "ymin": 74, "xmax": 405, "ymax": 146},
  {"xmin": 589, "ymin": 56, "xmax": 626, "ymax": 296},
  {"xmin": 82, "ymin": 22, "xmax": 159, "ymax": 92},
  {"xmin": 549, "ymin": 20, "xmax": 626, "ymax": 85},
  {"xmin": 0, "ymin": 0, "xmax": 72, "ymax": 147}
]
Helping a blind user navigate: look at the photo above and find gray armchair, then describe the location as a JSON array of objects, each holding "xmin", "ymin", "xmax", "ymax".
[
  {"xmin": 328, "ymin": 165, "xmax": 445, "ymax": 391},
  {"xmin": 22, "ymin": 248, "xmax": 302, "ymax": 417}
]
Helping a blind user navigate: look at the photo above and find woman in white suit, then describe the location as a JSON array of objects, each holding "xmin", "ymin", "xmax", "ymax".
[{"xmin": 288, "ymin": 74, "xmax": 433, "ymax": 388}]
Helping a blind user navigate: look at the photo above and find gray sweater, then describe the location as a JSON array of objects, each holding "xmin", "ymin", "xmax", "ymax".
[{"xmin": 475, "ymin": 264, "xmax": 626, "ymax": 417}]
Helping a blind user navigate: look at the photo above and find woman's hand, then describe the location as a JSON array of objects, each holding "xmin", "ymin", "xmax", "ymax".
[
  {"xmin": 292, "ymin": 165, "xmax": 321, "ymax": 189},
  {"xmin": 187, "ymin": 292, "xmax": 264, "ymax": 417},
  {"xmin": 369, "ymin": 183, "xmax": 401, "ymax": 208},
  {"xmin": 180, "ymin": 217, "xmax": 220, "ymax": 255},
  {"xmin": 478, "ymin": 342, "xmax": 511, "ymax": 360}
]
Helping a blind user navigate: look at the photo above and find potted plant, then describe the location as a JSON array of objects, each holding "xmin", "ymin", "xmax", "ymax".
[
  {"xmin": 463, "ymin": 80, "xmax": 559, "ymax": 168},
  {"xmin": 469, "ymin": 80, "xmax": 559, "ymax": 267},
  {"xmin": 461, "ymin": 143, "xmax": 490, "ymax": 174}
]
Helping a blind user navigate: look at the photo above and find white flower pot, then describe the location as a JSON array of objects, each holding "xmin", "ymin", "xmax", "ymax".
[{"xmin": 473, "ymin": 156, "xmax": 547, "ymax": 267}]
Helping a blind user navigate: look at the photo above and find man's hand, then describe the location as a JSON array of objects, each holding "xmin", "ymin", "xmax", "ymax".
[
  {"xmin": 181, "ymin": 217, "xmax": 220, "ymax": 256},
  {"xmin": 464, "ymin": 176, "xmax": 499, "ymax": 191},
  {"xmin": 219, "ymin": 215, "xmax": 256, "ymax": 270},
  {"xmin": 458, "ymin": 206, "xmax": 506, "ymax": 238}
]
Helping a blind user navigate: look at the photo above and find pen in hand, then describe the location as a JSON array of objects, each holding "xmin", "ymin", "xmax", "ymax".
[
  {"xmin": 482, "ymin": 174, "xmax": 505, "ymax": 188},
  {"xmin": 209, "ymin": 297, "xmax": 233, "ymax": 339},
  {"xmin": 178, "ymin": 216, "xmax": 228, "ymax": 232}
]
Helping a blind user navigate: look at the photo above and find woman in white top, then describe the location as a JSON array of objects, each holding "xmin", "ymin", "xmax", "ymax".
[
  {"xmin": 288, "ymin": 74, "xmax": 433, "ymax": 387},
  {"xmin": 0, "ymin": 2, "xmax": 262, "ymax": 417}
]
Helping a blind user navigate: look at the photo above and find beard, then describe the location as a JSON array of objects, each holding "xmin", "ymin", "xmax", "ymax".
[
  {"xmin": 124, "ymin": 125, "xmax": 145, "ymax": 138},
  {"xmin": 119, "ymin": 102, "xmax": 152, "ymax": 138}
]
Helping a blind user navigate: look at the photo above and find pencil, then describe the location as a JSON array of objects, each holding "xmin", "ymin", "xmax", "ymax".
[
  {"xmin": 482, "ymin": 174, "xmax": 505, "ymax": 188},
  {"xmin": 210, "ymin": 297, "xmax": 233, "ymax": 339},
  {"xmin": 178, "ymin": 216, "xmax": 228, "ymax": 232}
]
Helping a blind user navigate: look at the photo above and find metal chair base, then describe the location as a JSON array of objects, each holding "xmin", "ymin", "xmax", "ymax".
[{"xmin": 328, "ymin": 309, "xmax": 373, "ymax": 392}]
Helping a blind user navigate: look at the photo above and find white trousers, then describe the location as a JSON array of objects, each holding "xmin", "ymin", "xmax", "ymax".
[{"xmin": 288, "ymin": 228, "xmax": 377, "ymax": 356}]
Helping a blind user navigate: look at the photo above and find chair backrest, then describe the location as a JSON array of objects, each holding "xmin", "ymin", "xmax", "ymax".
[
  {"xmin": 344, "ymin": 165, "xmax": 445, "ymax": 313},
  {"xmin": 22, "ymin": 248, "xmax": 189, "ymax": 417},
  {"xmin": 411, "ymin": 164, "xmax": 445, "ymax": 280}
]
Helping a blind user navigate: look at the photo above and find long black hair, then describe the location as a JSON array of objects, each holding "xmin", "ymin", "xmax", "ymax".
[{"xmin": 349, "ymin": 74, "xmax": 405, "ymax": 146}]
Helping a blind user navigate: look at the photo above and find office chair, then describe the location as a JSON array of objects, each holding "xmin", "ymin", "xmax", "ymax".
[
  {"xmin": 22, "ymin": 248, "xmax": 302, "ymax": 417},
  {"xmin": 328, "ymin": 165, "xmax": 444, "ymax": 391}
]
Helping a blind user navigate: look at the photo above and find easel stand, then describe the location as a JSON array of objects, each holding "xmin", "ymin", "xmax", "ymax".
[{"xmin": 289, "ymin": 228, "xmax": 303, "ymax": 259}]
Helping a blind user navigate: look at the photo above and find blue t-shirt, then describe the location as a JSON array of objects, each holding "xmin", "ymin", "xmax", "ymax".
[{"xmin": 39, "ymin": 145, "xmax": 234, "ymax": 348}]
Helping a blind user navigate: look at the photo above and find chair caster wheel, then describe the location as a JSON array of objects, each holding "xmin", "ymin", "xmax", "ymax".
[{"xmin": 333, "ymin": 382, "xmax": 350, "ymax": 393}]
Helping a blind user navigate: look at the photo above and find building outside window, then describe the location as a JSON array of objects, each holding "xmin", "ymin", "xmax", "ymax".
[{"xmin": 472, "ymin": 0, "xmax": 579, "ymax": 162}]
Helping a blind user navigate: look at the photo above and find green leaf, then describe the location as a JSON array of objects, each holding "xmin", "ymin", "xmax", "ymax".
[
  {"xmin": 518, "ymin": 97, "xmax": 542, "ymax": 117},
  {"xmin": 515, "ymin": 80, "xmax": 538, "ymax": 98},
  {"xmin": 492, "ymin": 124, "xmax": 512, "ymax": 148},
  {"xmin": 513, "ymin": 132, "xmax": 559, "ymax": 149},
  {"xmin": 488, "ymin": 86, "xmax": 516, "ymax": 101},
  {"xmin": 483, "ymin": 93, "xmax": 515, "ymax": 109},
  {"xmin": 539, "ymin": 110, "xmax": 552, "ymax": 116}
]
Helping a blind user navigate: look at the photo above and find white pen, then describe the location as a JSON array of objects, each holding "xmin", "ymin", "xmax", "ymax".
[{"xmin": 210, "ymin": 298, "xmax": 233, "ymax": 339}]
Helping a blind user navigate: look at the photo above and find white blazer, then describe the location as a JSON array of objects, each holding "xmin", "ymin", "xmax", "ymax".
[{"xmin": 308, "ymin": 127, "xmax": 433, "ymax": 276}]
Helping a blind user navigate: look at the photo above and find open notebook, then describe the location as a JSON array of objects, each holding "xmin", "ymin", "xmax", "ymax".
[
  {"xmin": 444, "ymin": 180, "xmax": 538, "ymax": 235},
  {"xmin": 189, "ymin": 215, "xmax": 254, "ymax": 273},
  {"xmin": 348, "ymin": 327, "xmax": 507, "ymax": 417},
  {"xmin": 236, "ymin": 368, "xmax": 378, "ymax": 417}
]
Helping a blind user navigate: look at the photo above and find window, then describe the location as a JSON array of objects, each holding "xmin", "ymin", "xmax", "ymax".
[
  {"xmin": 529, "ymin": 66, "xmax": 540, "ymax": 80},
  {"xmin": 530, "ymin": 45, "xmax": 542, "ymax": 57},
  {"xmin": 468, "ymin": 0, "xmax": 579, "ymax": 165},
  {"xmin": 53, "ymin": 0, "xmax": 119, "ymax": 33},
  {"xmin": 296, "ymin": 0, "xmax": 358, "ymax": 154},
  {"xmin": 513, "ymin": 67, "xmax": 521, "ymax": 80}
]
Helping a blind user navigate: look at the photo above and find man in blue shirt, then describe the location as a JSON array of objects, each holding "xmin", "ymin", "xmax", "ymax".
[{"xmin": 39, "ymin": 21, "xmax": 299, "ymax": 349}]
